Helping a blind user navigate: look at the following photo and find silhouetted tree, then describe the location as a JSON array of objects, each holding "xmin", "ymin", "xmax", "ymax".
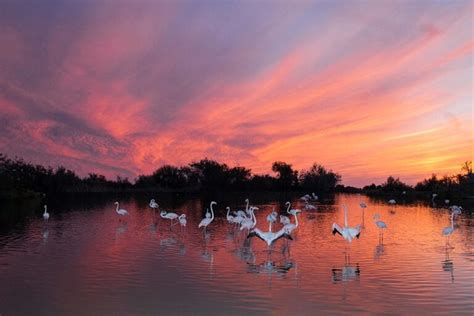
[
  {"xmin": 152, "ymin": 165, "xmax": 189, "ymax": 189},
  {"xmin": 272, "ymin": 161, "xmax": 298, "ymax": 190},
  {"xmin": 190, "ymin": 158, "xmax": 229, "ymax": 189},
  {"xmin": 380, "ymin": 176, "xmax": 412, "ymax": 192},
  {"xmin": 226, "ymin": 166, "xmax": 252, "ymax": 190},
  {"xmin": 299, "ymin": 163, "xmax": 341, "ymax": 192}
]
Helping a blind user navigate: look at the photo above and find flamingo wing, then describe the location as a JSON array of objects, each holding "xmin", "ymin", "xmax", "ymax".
[
  {"xmin": 274, "ymin": 228, "xmax": 293, "ymax": 242},
  {"xmin": 332, "ymin": 223, "xmax": 343, "ymax": 236}
]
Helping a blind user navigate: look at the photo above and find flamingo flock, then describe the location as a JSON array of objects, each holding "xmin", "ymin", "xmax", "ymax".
[{"xmin": 40, "ymin": 193, "xmax": 464, "ymax": 261}]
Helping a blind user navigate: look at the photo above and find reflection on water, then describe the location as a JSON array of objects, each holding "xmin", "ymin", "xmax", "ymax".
[
  {"xmin": 0, "ymin": 193, "xmax": 473, "ymax": 315},
  {"xmin": 374, "ymin": 239, "xmax": 386, "ymax": 260},
  {"xmin": 442, "ymin": 248, "xmax": 454, "ymax": 283},
  {"xmin": 331, "ymin": 264, "xmax": 361, "ymax": 283}
]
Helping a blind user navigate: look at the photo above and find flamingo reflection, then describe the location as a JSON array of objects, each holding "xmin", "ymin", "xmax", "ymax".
[
  {"xmin": 331, "ymin": 263, "xmax": 360, "ymax": 283},
  {"xmin": 374, "ymin": 238, "xmax": 386, "ymax": 260},
  {"xmin": 442, "ymin": 248, "xmax": 454, "ymax": 282}
]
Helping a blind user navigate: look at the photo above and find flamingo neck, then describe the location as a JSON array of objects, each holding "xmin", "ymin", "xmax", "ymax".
[
  {"xmin": 294, "ymin": 213, "xmax": 299, "ymax": 228},
  {"xmin": 451, "ymin": 213, "xmax": 455, "ymax": 229},
  {"xmin": 251, "ymin": 208, "xmax": 257, "ymax": 227},
  {"xmin": 245, "ymin": 200, "xmax": 249, "ymax": 212},
  {"xmin": 344, "ymin": 206, "xmax": 348, "ymax": 227},
  {"xmin": 115, "ymin": 203, "xmax": 119, "ymax": 213},
  {"xmin": 210, "ymin": 203, "xmax": 215, "ymax": 221},
  {"xmin": 286, "ymin": 202, "xmax": 291, "ymax": 214},
  {"xmin": 226, "ymin": 207, "xmax": 230, "ymax": 217}
]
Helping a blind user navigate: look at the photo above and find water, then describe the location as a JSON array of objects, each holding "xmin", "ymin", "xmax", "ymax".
[{"xmin": 0, "ymin": 194, "xmax": 473, "ymax": 315}]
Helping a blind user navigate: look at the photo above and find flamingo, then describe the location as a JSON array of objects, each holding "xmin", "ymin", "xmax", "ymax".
[
  {"xmin": 285, "ymin": 201, "xmax": 301, "ymax": 216},
  {"xmin": 233, "ymin": 212, "xmax": 246, "ymax": 225},
  {"xmin": 280, "ymin": 215, "xmax": 291, "ymax": 225},
  {"xmin": 432, "ymin": 193, "xmax": 438, "ymax": 202},
  {"xmin": 160, "ymin": 210, "xmax": 179, "ymax": 226},
  {"xmin": 178, "ymin": 214, "xmax": 187, "ymax": 227},
  {"xmin": 240, "ymin": 207, "xmax": 257, "ymax": 232},
  {"xmin": 283, "ymin": 211, "xmax": 299, "ymax": 235},
  {"xmin": 373, "ymin": 214, "xmax": 387, "ymax": 240},
  {"xmin": 226, "ymin": 207, "xmax": 235, "ymax": 224},
  {"xmin": 331, "ymin": 205, "xmax": 361, "ymax": 254},
  {"xmin": 43, "ymin": 205, "xmax": 50, "ymax": 220},
  {"xmin": 247, "ymin": 227, "xmax": 293, "ymax": 247},
  {"xmin": 199, "ymin": 201, "xmax": 216, "ymax": 232},
  {"xmin": 149, "ymin": 199, "xmax": 159, "ymax": 210},
  {"xmin": 304, "ymin": 201, "xmax": 317, "ymax": 210},
  {"xmin": 114, "ymin": 202, "xmax": 129, "ymax": 218},
  {"xmin": 388, "ymin": 199, "xmax": 396, "ymax": 205},
  {"xmin": 450, "ymin": 205, "xmax": 462, "ymax": 215},
  {"xmin": 312, "ymin": 192, "xmax": 318, "ymax": 201},
  {"xmin": 442, "ymin": 211, "xmax": 458, "ymax": 247},
  {"xmin": 445, "ymin": 199, "xmax": 450, "ymax": 205},
  {"xmin": 266, "ymin": 208, "xmax": 278, "ymax": 232},
  {"xmin": 359, "ymin": 202, "xmax": 367, "ymax": 226},
  {"xmin": 300, "ymin": 194, "xmax": 311, "ymax": 202}
]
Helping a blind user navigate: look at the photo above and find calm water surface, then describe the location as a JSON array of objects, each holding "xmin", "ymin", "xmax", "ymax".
[{"xmin": 0, "ymin": 194, "xmax": 473, "ymax": 315}]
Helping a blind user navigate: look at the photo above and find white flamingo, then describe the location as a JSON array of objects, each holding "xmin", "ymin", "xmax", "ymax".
[
  {"xmin": 280, "ymin": 214, "xmax": 291, "ymax": 225},
  {"xmin": 331, "ymin": 205, "xmax": 361, "ymax": 243},
  {"xmin": 432, "ymin": 193, "xmax": 438, "ymax": 202},
  {"xmin": 283, "ymin": 210, "xmax": 300, "ymax": 235},
  {"xmin": 285, "ymin": 201, "xmax": 301, "ymax": 216},
  {"xmin": 43, "ymin": 205, "xmax": 50, "ymax": 220},
  {"xmin": 233, "ymin": 212, "xmax": 246, "ymax": 225},
  {"xmin": 388, "ymin": 199, "xmax": 396, "ymax": 205},
  {"xmin": 178, "ymin": 214, "xmax": 187, "ymax": 227},
  {"xmin": 359, "ymin": 202, "xmax": 367, "ymax": 226},
  {"xmin": 300, "ymin": 194, "xmax": 311, "ymax": 202},
  {"xmin": 450, "ymin": 205, "xmax": 462, "ymax": 215},
  {"xmin": 240, "ymin": 207, "xmax": 257, "ymax": 232},
  {"xmin": 304, "ymin": 201, "xmax": 317, "ymax": 210},
  {"xmin": 266, "ymin": 208, "xmax": 278, "ymax": 232},
  {"xmin": 445, "ymin": 199, "xmax": 450, "ymax": 205},
  {"xmin": 149, "ymin": 199, "xmax": 159, "ymax": 209},
  {"xmin": 160, "ymin": 210, "xmax": 179, "ymax": 226},
  {"xmin": 373, "ymin": 214, "xmax": 387, "ymax": 240},
  {"xmin": 312, "ymin": 192, "xmax": 318, "ymax": 201},
  {"xmin": 199, "ymin": 201, "xmax": 216, "ymax": 232},
  {"xmin": 235, "ymin": 199, "xmax": 250, "ymax": 218},
  {"xmin": 247, "ymin": 227, "xmax": 293, "ymax": 247},
  {"xmin": 114, "ymin": 202, "xmax": 129, "ymax": 218},
  {"xmin": 226, "ymin": 207, "xmax": 235, "ymax": 224},
  {"xmin": 442, "ymin": 210, "xmax": 460, "ymax": 247}
]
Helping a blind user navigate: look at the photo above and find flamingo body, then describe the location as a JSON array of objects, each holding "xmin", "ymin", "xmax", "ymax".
[
  {"xmin": 114, "ymin": 202, "xmax": 129, "ymax": 216},
  {"xmin": 43, "ymin": 205, "xmax": 50, "ymax": 220}
]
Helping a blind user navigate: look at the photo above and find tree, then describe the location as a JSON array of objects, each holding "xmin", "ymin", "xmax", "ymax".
[
  {"xmin": 272, "ymin": 161, "xmax": 298, "ymax": 190},
  {"xmin": 461, "ymin": 161, "xmax": 472, "ymax": 175},
  {"xmin": 381, "ymin": 176, "xmax": 412, "ymax": 192},
  {"xmin": 190, "ymin": 158, "xmax": 229, "ymax": 189},
  {"xmin": 299, "ymin": 163, "xmax": 341, "ymax": 192},
  {"xmin": 226, "ymin": 166, "xmax": 251, "ymax": 190},
  {"xmin": 152, "ymin": 165, "xmax": 189, "ymax": 189}
]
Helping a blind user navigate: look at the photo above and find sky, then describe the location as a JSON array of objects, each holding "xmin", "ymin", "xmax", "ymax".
[{"xmin": 0, "ymin": 1, "xmax": 472, "ymax": 186}]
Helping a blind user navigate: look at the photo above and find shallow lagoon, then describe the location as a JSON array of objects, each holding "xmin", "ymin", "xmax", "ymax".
[{"xmin": 0, "ymin": 194, "xmax": 472, "ymax": 315}]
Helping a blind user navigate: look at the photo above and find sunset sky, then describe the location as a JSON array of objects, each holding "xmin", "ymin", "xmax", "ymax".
[{"xmin": 0, "ymin": 1, "xmax": 472, "ymax": 186}]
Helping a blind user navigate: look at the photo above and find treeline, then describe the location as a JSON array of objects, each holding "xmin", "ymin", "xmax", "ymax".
[
  {"xmin": 362, "ymin": 161, "xmax": 473, "ymax": 198},
  {"xmin": 0, "ymin": 154, "xmax": 341, "ymax": 196}
]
